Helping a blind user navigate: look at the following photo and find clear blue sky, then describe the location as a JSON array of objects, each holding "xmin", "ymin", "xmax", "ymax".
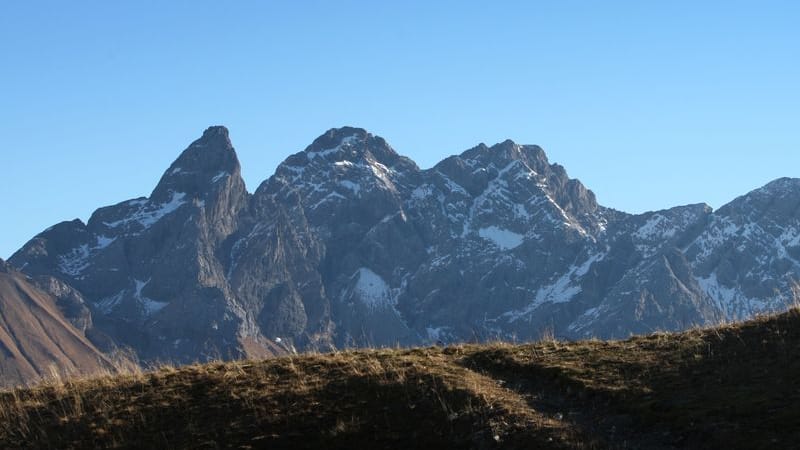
[{"xmin": 1, "ymin": 1, "xmax": 798, "ymax": 258}]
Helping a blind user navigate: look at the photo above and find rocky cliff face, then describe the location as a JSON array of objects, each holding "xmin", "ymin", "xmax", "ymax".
[{"xmin": 10, "ymin": 126, "xmax": 800, "ymax": 363}]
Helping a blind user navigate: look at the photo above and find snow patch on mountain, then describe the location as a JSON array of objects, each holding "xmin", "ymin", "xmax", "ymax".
[
  {"xmin": 353, "ymin": 268, "xmax": 393, "ymax": 309},
  {"xmin": 501, "ymin": 252, "xmax": 605, "ymax": 323},
  {"xmin": 513, "ymin": 203, "xmax": 531, "ymax": 220},
  {"xmin": 425, "ymin": 326, "xmax": 454, "ymax": 343},
  {"xmin": 97, "ymin": 291, "xmax": 124, "ymax": 314},
  {"xmin": 435, "ymin": 171, "xmax": 468, "ymax": 195},
  {"xmin": 57, "ymin": 235, "xmax": 119, "ymax": 276},
  {"xmin": 634, "ymin": 214, "xmax": 677, "ymax": 241},
  {"xmin": 460, "ymin": 161, "xmax": 520, "ymax": 237},
  {"xmin": 133, "ymin": 278, "xmax": 168, "ymax": 316},
  {"xmin": 212, "ymin": 171, "xmax": 228, "ymax": 183},
  {"xmin": 479, "ymin": 227, "xmax": 524, "ymax": 250},
  {"xmin": 543, "ymin": 192, "xmax": 589, "ymax": 236},
  {"xmin": 307, "ymin": 135, "xmax": 359, "ymax": 160},
  {"xmin": 103, "ymin": 191, "xmax": 187, "ymax": 230},
  {"xmin": 690, "ymin": 217, "xmax": 741, "ymax": 259},
  {"xmin": 95, "ymin": 235, "xmax": 116, "ymax": 249},
  {"xmin": 368, "ymin": 161, "xmax": 398, "ymax": 193},
  {"xmin": 339, "ymin": 180, "xmax": 361, "ymax": 195},
  {"xmin": 567, "ymin": 305, "xmax": 605, "ymax": 335},
  {"xmin": 410, "ymin": 184, "xmax": 435, "ymax": 202},
  {"xmin": 696, "ymin": 273, "xmax": 769, "ymax": 319},
  {"xmin": 58, "ymin": 244, "xmax": 90, "ymax": 276},
  {"xmin": 310, "ymin": 192, "xmax": 347, "ymax": 210},
  {"xmin": 779, "ymin": 227, "xmax": 800, "ymax": 248}
]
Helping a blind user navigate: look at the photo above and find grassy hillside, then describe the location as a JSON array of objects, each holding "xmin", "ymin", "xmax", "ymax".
[{"xmin": 2, "ymin": 309, "xmax": 799, "ymax": 449}]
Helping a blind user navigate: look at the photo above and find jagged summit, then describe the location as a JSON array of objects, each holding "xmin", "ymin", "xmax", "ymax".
[
  {"xmin": 452, "ymin": 139, "xmax": 547, "ymax": 166},
  {"xmin": 432, "ymin": 139, "xmax": 552, "ymax": 197},
  {"xmin": 258, "ymin": 126, "xmax": 419, "ymax": 204},
  {"xmin": 429, "ymin": 138, "xmax": 601, "ymax": 231},
  {"xmin": 298, "ymin": 126, "xmax": 411, "ymax": 170}
]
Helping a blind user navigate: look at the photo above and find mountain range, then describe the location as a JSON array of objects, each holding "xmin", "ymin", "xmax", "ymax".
[{"xmin": 6, "ymin": 125, "xmax": 800, "ymax": 370}]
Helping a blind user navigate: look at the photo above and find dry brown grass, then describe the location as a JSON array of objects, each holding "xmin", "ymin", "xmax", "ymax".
[
  {"xmin": 0, "ymin": 348, "xmax": 590, "ymax": 449},
  {"xmin": 2, "ymin": 308, "xmax": 800, "ymax": 449},
  {"xmin": 461, "ymin": 308, "xmax": 800, "ymax": 448}
]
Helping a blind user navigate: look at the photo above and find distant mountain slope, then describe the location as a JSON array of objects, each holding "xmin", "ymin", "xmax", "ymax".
[
  {"xmin": 2, "ymin": 308, "xmax": 798, "ymax": 449},
  {"xmin": 0, "ymin": 259, "xmax": 112, "ymax": 387},
  {"xmin": 9, "ymin": 126, "xmax": 800, "ymax": 364}
]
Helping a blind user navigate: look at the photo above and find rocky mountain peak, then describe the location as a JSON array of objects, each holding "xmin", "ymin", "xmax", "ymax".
[
  {"xmin": 431, "ymin": 139, "xmax": 599, "ymax": 224},
  {"xmin": 0, "ymin": 257, "xmax": 8, "ymax": 273},
  {"xmin": 455, "ymin": 139, "xmax": 549, "ymax": 171},
  {"xmin": 433, "ymin": 139, "xmax": 550, "ymax": 190},
  {"xmin": 257, "ymin": 127, "xmax": 420, "ymax": 206},
  {"xmin": 201, "ymin": 125, "xmax": 230, "ymax": 140},
  {"xmin": 306, "ymin": 126, "xmax": 368, "ymax": 152},
  {"xmin": 150, "ymin": 126, "xmax": 243, "ymax": 202},
  {"xmin": 301, "ymin": 126, "xmax": 411, "ymax": 169}
]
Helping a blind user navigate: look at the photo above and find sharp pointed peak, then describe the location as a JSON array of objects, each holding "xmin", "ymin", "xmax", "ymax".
[
  {"xmin": 150, "ymin": 126, "xmax": 243, "ymax": 200},
  {"xmin": 187, "ymin": 125, "xmax": 233, "ymax": 150},
  {"xmin": 202, "ymin": 125, "xmax": 229, "ymax": 137}
]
